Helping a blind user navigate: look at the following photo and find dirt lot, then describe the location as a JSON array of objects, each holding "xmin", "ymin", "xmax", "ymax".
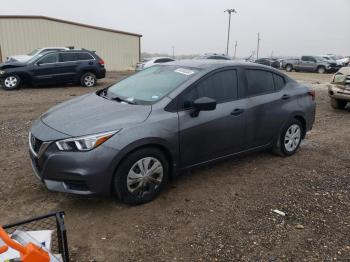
[{"xmin": 0, "ymin": 71, "xmax": 349, "ymax": 261}]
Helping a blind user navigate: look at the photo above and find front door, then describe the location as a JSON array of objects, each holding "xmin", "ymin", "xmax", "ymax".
[
  {"xmin": 178, "ymin": 69, "xmax": 247, "ymax": 167},
  {"xmin": 30, "ymin": 53, "xmax": 60, "ymax": 85}
]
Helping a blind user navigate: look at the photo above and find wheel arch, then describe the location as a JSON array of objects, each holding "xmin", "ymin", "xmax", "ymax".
[
  {"xmin": 109, "ymin": 139, "xmax": 177, "ymax": 194},
  {"xmin": 293, "ymin": 115, "xmax": 307, "ymax": 139}
]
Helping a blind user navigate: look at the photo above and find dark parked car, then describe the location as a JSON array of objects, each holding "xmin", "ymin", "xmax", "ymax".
[
  {"xmin": 29, "ymin": 60, "xmax": 316, "ymax": 204},
  {"xmin": 0, "ymin": 50, "xmax": 106, "ymax": 90},
  {"xmin": 255, "ymin": 58, "xmax": 280, "ymax": 68},
  {"xmin": 196, "ymin": 53, "xmax": 231, "ymax": 60}
]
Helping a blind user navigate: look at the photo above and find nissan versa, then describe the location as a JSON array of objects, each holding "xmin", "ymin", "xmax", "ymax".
[{"xmin": 29, "ymin": 60, "xmax": 316, "ymax": 204}]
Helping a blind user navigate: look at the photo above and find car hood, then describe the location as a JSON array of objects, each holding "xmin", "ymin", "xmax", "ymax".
[
  {"xmin": 41, "ymin": 93, "xmax": 152, "ymax": 137},
  {"xmin": 0, "ymin": 61, "xmax": 28, "ymax": 69}
]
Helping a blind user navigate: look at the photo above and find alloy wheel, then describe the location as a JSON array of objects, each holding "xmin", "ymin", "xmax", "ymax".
[
  {"xmin": 4, "ymin": 76, "xmax": 18, "ymax": 88},
  {"xmin": 126, "ymin": 157, "xmax": 163, "ymax": 198},
  {"xmin": 284, "ymin": 124, "xmax": 301, "ymax": 152},
  {"xmin": 84, "ymin": 76, "xmax": 95, "ymax": 87}
]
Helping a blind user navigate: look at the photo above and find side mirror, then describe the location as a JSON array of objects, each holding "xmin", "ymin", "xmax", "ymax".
[
  {"xmin": 36, "ymin": 61, "xmax": 43, "ymax": 66},
  {"xmin": 191, "ymin": 97, "xmax": 217, "ymax": 117}
]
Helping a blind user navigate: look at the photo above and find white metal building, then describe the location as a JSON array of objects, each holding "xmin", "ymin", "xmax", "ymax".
[{"xmin": 0, "ymin": 16, "xmax": 142, "ymax": 70}]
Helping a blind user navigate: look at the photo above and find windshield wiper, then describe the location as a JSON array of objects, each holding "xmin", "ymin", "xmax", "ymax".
[
  {"xmin": 110, "ymin": 96, "xmax": 137, "ymax": 105},
  {"xmin": 98, "ymin": 89, "xmax": 137, "ymax": 104}
]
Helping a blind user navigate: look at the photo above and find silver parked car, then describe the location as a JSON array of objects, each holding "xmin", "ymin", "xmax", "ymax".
[
  {"xmin": 135, "ymin": 57, "xmax": 175, "ymax": 71},
  {"xmin": 29, "ymin": 60, "xmax": 316, "ymax": 205}
]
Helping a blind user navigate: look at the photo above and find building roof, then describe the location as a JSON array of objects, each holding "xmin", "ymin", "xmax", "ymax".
[{"xmin": 0, "ymin": 15, "xmax": 142, "ymax": 37}]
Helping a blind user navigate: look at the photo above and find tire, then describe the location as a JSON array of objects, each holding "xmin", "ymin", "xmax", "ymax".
[
  {"xmin": 2, "ymin": 75, "xmax": 21, "ymax": 90},
  {"xmin": 285, "ymin": 64, "xmax": 293, "ymax": 72},
  {"xmin": 317, "ymin": 66, "xmax": 326, "ymax": 74},
  {"xmin": 80, "ymin": 72, "xmax": 97, "ymax": 87},
  {"xmin": 114, "ymin": 147, "xmax": 169, "ymax": 205},
  {"xmin": 330, "ymin": 98, "xmax": 347, "ymax": 109},
  {"xmin": 273, "ymin": 119, "xmax": 303, "ymax": 157}
]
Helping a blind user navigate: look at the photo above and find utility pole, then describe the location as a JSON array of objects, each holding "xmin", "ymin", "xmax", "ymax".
[
  {"xmin": 224, "ymin": 8, "xmax": 237, "ymax": 55},
  {"xmin": 234, "ymin": 41, "xmax": 238, "ymax": 59},
  {"xmin": 256, "ymin": 32, "xmax": 261, "ymax": 60},
  {"xmin": 172, "ymin": 46, "xmax": 175, "ymax": 59}
]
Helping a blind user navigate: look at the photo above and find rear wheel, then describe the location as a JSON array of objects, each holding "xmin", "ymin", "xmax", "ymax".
[
  {"xmin": 285, "ymin": 64, "xmax": 293, "ymax": 72},
  {"xmin": 273, "ymin": 119, "xmax": 303, "ymax": 157},
  {"xmin": 317, "ymin": 66, "xmax": 326, "ymax": 74},
  {"xmin": 80, "ymin": 72, "xmax": 97, "ymax": 87},
  {"xmin": 114, "ymin": 147, "xmax": 169, "ymax": 205},
  {"xmin": 3, "ymin": 75, "xmax": 21, "ymax": 90},
  {"xmin": 330, "ymin": 98, "xmax": 347, "ymax": 109}
]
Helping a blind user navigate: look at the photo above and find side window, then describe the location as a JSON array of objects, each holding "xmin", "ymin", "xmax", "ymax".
[
  {"xmin": 37, "ymin": 53, "xmax": 58, "ymax": 64},
  {"xmin": 246, "ymin": 69, "xmax": 274, "ymax": 96},
  {"xmin": 273, "ymin": 74, "xmax": 285, "ymax": 91},
  {"xmin": 77, "ymin": 52, "xmax": 94, "ymax": 60},
  {"xmin": 59, "ymin": 53, "xmax": 78, "ymax": 62},
  {"xmin": 180, "ymin": 70, "xmax": 238, "ymax": 109}
]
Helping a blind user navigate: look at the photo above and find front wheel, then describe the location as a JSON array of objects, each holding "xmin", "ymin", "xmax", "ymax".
[
  {"xmin": 285, "ymin": 64, "xmax": 293, "ymax": 72},
  {"xmin": 3, "ymin": 75, "xmax": 21, "ymax": 90},
  {"xmin": 317, "ymin": 66, "xmax": 326, "ymax": 74},
  {"xmin": 114, "ymin": 147, "xmax": 169, "ymax": 205},
  {"xmin": 80, "ymin": 72, "xmax": 97, "ymax": 87},
  {"xmin": 330, "ymin": 98, "xmax": 347, "ymax": 109},
  {"xmin": 273, "ymin": 119, "xmax": 303, "ymax": 157}
]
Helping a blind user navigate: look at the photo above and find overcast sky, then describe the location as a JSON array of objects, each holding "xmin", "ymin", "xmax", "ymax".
[{"xmin": 1, "ymin": 0, "xmax": 349, "ymax": 57}]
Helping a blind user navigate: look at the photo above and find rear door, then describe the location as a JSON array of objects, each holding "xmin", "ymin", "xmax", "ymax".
[
  {"xmin": 57, "ymin": 52, "xmax": 80, "ymax": 82},
  {"xmin": 242, "ymin": 68, "xmax": 289, "ymax": 148},
  {"xmin": 178, "ymin": 68, "xmax": 247, "ymax": 167}
]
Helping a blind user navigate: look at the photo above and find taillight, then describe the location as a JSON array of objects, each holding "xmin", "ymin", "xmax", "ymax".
[
  {"xmin": 98, "ymin": 59, "xmax": 105, "ymax": 66},
  {"xmin": 308, "ymin": 90, "xmax": 315, "ymax": 101}
]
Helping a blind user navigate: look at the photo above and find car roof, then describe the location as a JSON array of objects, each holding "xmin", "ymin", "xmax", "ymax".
[
  {"xmin": 149, "ymin": 57, "xmax": 174, "ymax": 60},
  {"xmin": 42, "ymin": 49, "xmax": 93, "ymax": 54},
  {"xmin": 40, "ymin": 47, "xmax": 68, "ymax": 49},
  {"xmin": 164, "ymin": 59, "xmax": 275, "ymax": 70}
]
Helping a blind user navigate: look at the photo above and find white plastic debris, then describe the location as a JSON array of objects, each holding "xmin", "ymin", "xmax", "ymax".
[{"xmin": 272, "ymin": 209, "xmax": 286, "ymax": 216}]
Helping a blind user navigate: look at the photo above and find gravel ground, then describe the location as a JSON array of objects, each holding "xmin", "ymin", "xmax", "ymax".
[{"xmin": 0, "ymin": 71, "xmax": 349, "ymax": 261}]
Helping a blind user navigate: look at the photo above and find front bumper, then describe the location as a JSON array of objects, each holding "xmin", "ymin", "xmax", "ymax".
[
  {"xmin": 326, "ymin": 66, "xmax": 341, "ymax": 72},
  {"xmin": 328, "ymin": 85, "xmax": 350, "ymax": 101},
  {"xmin": 29, "ymin": 122, "xmax": 120, "ymax": 195}
]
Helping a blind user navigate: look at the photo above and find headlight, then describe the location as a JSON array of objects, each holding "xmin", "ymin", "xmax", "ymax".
[
  {"xmin": 0, "ymin": 70, "xmax": 5, "ymax": 75},
  {"xmin": 56, "ymin": 130, "xmax": 120, "ymax": 151}
]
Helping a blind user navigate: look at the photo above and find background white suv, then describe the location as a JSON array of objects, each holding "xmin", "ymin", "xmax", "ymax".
[{"xmin": 7, "ymin": 47, "xmax": 70, "ymax": 62}]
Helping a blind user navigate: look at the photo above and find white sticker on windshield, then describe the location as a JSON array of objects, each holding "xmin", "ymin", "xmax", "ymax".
[{"xmin": 175, "ymin": 68, "xmax": 195, "ymax": 76}]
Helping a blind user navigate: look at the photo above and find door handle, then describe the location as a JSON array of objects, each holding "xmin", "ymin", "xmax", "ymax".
[
  {"xmin": 88, "ymin": 61, "xmax": 93, "ymax": 65},
  {"xmin": 281, "ymin": 94, "xmax": 290, "ymax": 100},
  {"xmin": 231, "ymin": 108, "xmax": 244, "ymax": 116}
]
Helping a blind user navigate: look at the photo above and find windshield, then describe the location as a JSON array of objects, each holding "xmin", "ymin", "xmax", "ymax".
[
  {"xmin": 27, "ymin": 48, "xmax": 40, "ymax": 56},
  {"xmin": 106, "ymin": 65, "xmax": 199, "ymax": 104}
]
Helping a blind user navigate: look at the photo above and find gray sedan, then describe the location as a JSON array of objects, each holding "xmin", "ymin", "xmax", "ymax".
[{"xmin": 29, "ymin": 60, "xmax": 316, "ymax": 204}]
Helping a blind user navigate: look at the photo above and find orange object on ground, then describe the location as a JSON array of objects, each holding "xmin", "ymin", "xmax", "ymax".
[{"xmin": 0, "ymin": 226, "xmax": 50, "ymax": 262}]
